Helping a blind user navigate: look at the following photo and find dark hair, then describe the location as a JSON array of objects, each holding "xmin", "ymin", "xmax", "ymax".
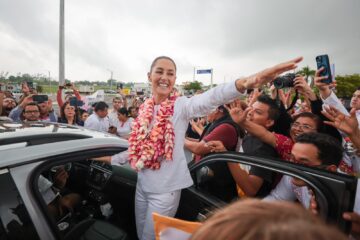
[
  {"xmin": 217, "ymin": 105, "xmax": 229, "ymax": 116},
  {"xmin": 94, "ymin": 101, "xmax": 108, "ymax": 112},
  {"xmin": 190, "ymin": 199, "xmax": 346, "ymax": 240},
  {"xmin": 117, "ymin": 107, "xmax": 129, "ymax": 116},
  {"xmin": 293, "ymin": 112, "xmax": 322, "ymax": 131},
  {"xmin": 59, "ymin": 102, "xmax": 79, "ymax": 124},
  {"xmin": 128, "ymin": 106, "xmax": 135, "ymax": 112},
  {"xmin": 295, "ymin": 132, "xmax": 343, "ymax": 166},
  {"xmin": 22, "ymin": 102, "xmax": 40, "ymax": 120},
  {"xmin": 23, "ymin": 102, "xmax": 40, "ymax": 112},
  {"xmin": 256, "ymin": 94, "xmax": 280, "ymax": 121},
  {"xmin": 149, "ymin": 56, "xmax": 177, "ymax": 73}
]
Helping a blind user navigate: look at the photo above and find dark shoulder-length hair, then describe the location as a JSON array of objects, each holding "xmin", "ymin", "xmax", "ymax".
[{"xmin": 59, "ymin": 102, "xmax": 80, "ymax": 125}]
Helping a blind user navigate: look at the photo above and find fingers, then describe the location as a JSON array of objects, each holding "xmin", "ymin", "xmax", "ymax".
[
  {"xmin": 343, "ymin": 212, "xmax": 360, "ymax": 222},
  {"xmin": 274, "ymin": 56, "xmax": 303, "ymax": 73},
  {"xmin": 350, "ymin": 108, "xmax": 357, "ymax": 118},
  {"xmin": 224, "ymin": 104, "xmax": 231, "ymax": 112},
  {"xmin": 323, "ymin": 120, "xmax": 336, "ymax": 128},
  {"xmin": 243, "ymin": 107, "xmax": 251, "ymax": 117},
  {"xmin": 315, "ymin": 67, "xmax": 324, "ymax": 77}
]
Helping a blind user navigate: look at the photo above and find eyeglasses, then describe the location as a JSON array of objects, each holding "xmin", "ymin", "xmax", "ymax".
[
  {"xmin": 291, "ymin": 122, "xmax": 315, "ymax": 131},
  {"xmin": 24, "ymin": 110, "xmax": 39, "ymax": 114}
]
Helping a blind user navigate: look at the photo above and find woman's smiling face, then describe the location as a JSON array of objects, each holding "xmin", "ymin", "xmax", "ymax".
[{"xmin": 148, "ymin": 58, "xmax": 176, "ymax": 101}]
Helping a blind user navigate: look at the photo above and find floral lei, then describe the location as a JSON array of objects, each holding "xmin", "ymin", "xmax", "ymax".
[{"xmin": 128, "ymin": 92, "xmax": 178, "ymax": 171}]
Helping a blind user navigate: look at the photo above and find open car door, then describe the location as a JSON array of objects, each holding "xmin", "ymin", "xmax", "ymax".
[{"xmin": 176, "ymin": 152, "xmax": 357, "ymax": 234}]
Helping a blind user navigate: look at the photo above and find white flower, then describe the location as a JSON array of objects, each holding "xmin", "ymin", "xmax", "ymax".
[{"xmin": 136, "ymin": 161, "xmax": 144, "ymax": 170}]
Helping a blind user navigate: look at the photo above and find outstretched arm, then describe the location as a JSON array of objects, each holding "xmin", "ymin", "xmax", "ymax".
[{"xmin": 183, "ymin": 57, "xmax": 303, "ymax": 120}]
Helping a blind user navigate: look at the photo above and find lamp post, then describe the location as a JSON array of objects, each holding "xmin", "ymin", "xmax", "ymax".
[{"xmin": 59, "ymin": 0, "xmax": 65, "ymax": 86}]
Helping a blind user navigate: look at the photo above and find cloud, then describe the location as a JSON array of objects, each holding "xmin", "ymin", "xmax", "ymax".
[{"xmin": 0, "ymin": 0, "xmax": 359, "ymax": 84}]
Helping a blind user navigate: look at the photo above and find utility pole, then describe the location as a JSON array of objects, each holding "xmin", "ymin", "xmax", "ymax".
[
  {"xmin": 107, "ymin": 69, "xmax": 113, "ymax": 90},
  {"xmin": 59, "ymin": 0, "xmax": 65, "ymax": 86},
  {"xmin": 48, "ymin": 71, "xmax": 51, "ymax": 94}
]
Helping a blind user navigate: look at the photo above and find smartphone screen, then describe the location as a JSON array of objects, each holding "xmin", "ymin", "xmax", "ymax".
[
  {"xmin": 316, "ymin": 55, "xmax": 332, "ymax": 84},
  {"xmin": 32, "ymin": 95, "xmax": 48, "ymax": 103},
  {"xmin": 69, "ymin": 97, "xmax": 77, "ymax": 106}
]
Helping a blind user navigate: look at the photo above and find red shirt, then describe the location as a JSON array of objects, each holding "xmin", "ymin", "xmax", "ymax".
[{"xmin": 195, "ymin": 123, "xmax": 238, "ymax": 162}]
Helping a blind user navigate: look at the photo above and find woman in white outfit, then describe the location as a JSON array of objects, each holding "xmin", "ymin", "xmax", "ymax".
[
  {"xmin": 103, "ymin": 56, "xmax": 302, "ymax": 240},
  {"xmin": 115, "ymin": 107, "xmax": 134, "ymax": 139}
]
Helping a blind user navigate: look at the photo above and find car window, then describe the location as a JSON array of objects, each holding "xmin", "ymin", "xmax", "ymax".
[
  {"xmin": 0, "ymin": 169, "xmax": 39, "ymax": 240},
  {"xmin": 32, "ymin": 149, "xmax": 137, "ymax": 239}
]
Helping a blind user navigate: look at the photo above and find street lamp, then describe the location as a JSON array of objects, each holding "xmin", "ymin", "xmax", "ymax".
[{"xmin": 59, "ymin": 0, "xmax": 65, "ymax": 86}]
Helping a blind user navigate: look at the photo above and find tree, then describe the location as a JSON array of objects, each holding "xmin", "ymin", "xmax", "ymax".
[
  {"xmin": 334, "ymin": 74, "xmax": 360, "ymax": 98},
  {"xmin": 297, "ymin": 66, "xmax": 316, "ymax": 83},
  {"xmin": 183, "ymin": 81, "xmax": 203, "ymax": 91}
]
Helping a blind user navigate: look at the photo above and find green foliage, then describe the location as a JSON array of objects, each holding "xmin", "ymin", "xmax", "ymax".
[
  {"xmin": 183, "ymin": 81, "xmax": 203, "ymax": 91},
  {"xmin": 36, "ymin": 85, "xmax": 43, "ymax": 93},
  {"xmin": 335, "ymin": 74, "xmax": 360, "ymax": 98},
  {"xmin": 296, "ymin": 66, "xmax": 316, "ymax": 81}
]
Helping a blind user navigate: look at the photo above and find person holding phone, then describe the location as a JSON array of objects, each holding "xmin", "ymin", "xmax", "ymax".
[
  {"xmin": 96, "ymin": 55, "xmax": 302, "ymax": 240},
  {"xmin": 56, "ymin": 82, "xmax": 82, "ymax": 108}
]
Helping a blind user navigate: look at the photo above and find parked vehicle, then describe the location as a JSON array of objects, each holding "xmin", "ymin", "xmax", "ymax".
[{"xmin": 0, "ymin": 122, "xmax": 356, "ymax": 239}]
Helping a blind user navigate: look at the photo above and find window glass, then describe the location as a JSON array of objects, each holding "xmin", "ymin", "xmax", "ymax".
[{"xmin": 0, "ymin": 169, "xmax": 39, "ymax": 240}]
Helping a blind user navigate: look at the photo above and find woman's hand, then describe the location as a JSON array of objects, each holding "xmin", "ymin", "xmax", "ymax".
[
  {"xmin": 237, "ymin": 57, "xmax": 303, "ymax": 91},
  {"xmin": 206, "ymin": 141, "xmax": 227, "ymax": 152}
]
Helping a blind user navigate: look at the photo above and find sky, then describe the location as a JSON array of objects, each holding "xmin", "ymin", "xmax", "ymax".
[{"xmin": 0, "ymin": 0, "xmax": 359, "ymax": 85}]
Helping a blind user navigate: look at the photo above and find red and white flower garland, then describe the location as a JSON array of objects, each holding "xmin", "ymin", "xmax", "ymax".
[{"xmin": 128, "ymin": 92, "xmax": 178, "ymax": 171}]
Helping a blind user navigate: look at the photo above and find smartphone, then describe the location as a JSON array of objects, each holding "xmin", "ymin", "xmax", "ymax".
[
  {"xmin": 69, "ymin": 97, "xmax": 77, "ymax": 106},
  {"xmin": 117, "ymin": 83, "xmax": 123, "ymax": 90},
  {"xmin": 32, "ymin": 95, "xmax": 48, "ymax": 103},
  {"xmin": 316, "ymin": 55, "xmax": 332, "ymax": 84},
  {"xmin": 65, "ymin": 83, "xmax": 72, "ymax": 87}
]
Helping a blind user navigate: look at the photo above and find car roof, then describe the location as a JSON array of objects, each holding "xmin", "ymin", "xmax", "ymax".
[{"xmin": 0, "ymin": 122, "xmax": 128, "ymax": 168}]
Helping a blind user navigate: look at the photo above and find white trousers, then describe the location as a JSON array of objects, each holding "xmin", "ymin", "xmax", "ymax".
[{"xmin": 135, "ymin": 184, "xmax": 181, "ymax": 240}]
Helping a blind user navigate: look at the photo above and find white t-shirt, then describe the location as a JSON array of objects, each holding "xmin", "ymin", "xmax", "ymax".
[
  {"xmin": 264, "ymin": 175, "xmax": 311, "ymax": 209},
  {"xmin": 115, "ymin": 117, "xmax": 134, "ymax": 138},
  {"xmin": 111, "ymin": 80, "xmax": 243, "ymax": 193},
  {"xmin": 38, "ymin": 175, "xmax": 59, "ymax": 205},
  {"xmin": 84, "ymin": 113, "xmax": 112, "ymax": 133}
]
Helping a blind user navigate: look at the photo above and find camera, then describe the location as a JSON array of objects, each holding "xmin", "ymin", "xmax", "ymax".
[{"xmin": 273, "ymin": 73, "xmax": 296, "ymax": 89}]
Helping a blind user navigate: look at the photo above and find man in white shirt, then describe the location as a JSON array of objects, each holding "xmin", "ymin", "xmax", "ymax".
[
  {"xmin": 108, "ymin": 96, "xmax": 125, "ymax": 124},
  {"xmin": 85, "ymin": 101, "xmax": 114, "ymax": 133},
  {"xmin": 264, "ymin": 132, "xmax": 343, "ymax": 208},
  {"xmin": 315, "ymin": 68, "xmax": 360, "ymax": 127}
]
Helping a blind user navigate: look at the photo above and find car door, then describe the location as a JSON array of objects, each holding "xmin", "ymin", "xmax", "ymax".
[{"xmin": 176, "ymin": 152, "xmax": 357, "ymax": 234}]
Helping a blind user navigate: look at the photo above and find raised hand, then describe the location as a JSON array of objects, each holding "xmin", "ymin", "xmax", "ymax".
[
  {"xmin": 242, "ymin": 57, "xmax": 303, "ymax": 89},
  {"xmin": 294, "ymin": 75, "xmax": 317, "ymax": 101},
  {"xmin": 321, "ymin": 106, "xmax": 358, "ymax": 136},
  {"xmin": 225, "ymin": 104, "xmax": 251, "ymax": 126}
]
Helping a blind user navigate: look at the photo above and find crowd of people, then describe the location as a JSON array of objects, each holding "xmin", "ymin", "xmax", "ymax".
[
  {"xmin": 0, "ymin": 81, "xmax": 139, "ymax": 139},
  {"xmin": 1, "ymin": 56, "xmax": 360, "ymax": 239}
]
